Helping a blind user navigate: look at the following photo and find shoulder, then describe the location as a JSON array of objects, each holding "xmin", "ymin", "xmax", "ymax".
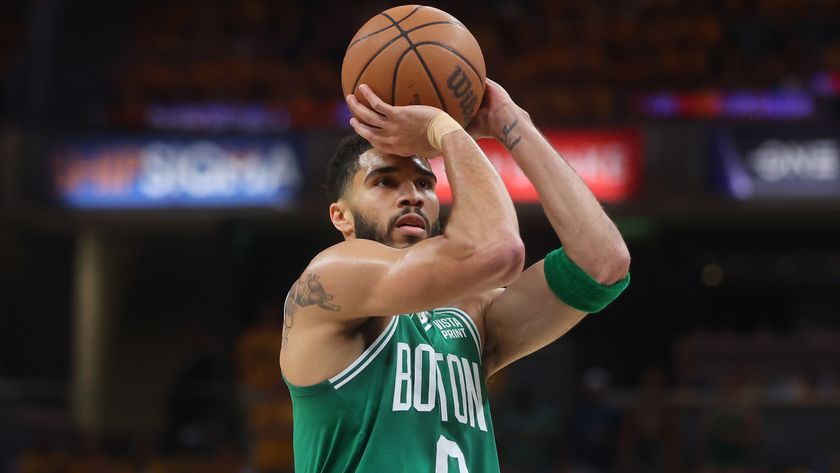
[
  {"xmin": 296, "ymin": 240, "xmax": 402, "ymax": 299},
  {"xmin": 287, "ymin": 239, "xmax": 405, "ymax": 322}
]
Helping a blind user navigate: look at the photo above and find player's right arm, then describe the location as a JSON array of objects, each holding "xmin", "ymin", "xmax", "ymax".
[{"xmin": 301, "ymin": 85, "xmax": 524, "ymax": 321}]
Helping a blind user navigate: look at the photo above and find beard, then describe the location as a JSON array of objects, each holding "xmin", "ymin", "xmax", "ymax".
[{"xmin": 353, "ymin": 206, "xmax": 442, "ymax": 248}]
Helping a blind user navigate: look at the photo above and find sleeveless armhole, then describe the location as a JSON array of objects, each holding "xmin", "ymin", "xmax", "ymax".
[{"xmin": 329, "ymin": 316, "xmax": 398, "ymax": 389}]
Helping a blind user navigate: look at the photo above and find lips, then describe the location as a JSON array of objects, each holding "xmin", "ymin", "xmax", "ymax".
[{"xmin": 395, "ymin": 213, "xmax": 427, "ymax": 231}]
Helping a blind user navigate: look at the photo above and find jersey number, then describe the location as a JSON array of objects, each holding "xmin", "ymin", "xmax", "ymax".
[{"xmin": 435, "ymin": 435, "xmax": 468, "ymax": 473}]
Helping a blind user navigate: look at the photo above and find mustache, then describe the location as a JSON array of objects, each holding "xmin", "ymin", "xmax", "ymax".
[{"xmin": 387, "ymin": 207, "xmax": 431, "ymax": 234}]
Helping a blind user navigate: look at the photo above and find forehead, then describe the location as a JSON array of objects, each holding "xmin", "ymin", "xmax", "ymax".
[{"xmin": 356, "ymin": 149, "xmax": 434, "ymax": 177}]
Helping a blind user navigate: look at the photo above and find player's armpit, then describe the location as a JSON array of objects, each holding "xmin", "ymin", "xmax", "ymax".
[
  {"xmin": 300, "ymin": 235, "xmax": 523, "ymax": 322},
  {"xmin": 480, "ymin": 259, "xmax": 588, "ymax": 377}
]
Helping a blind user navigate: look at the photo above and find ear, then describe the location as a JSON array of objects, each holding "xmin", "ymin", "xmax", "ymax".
[{"xmin": 329, "ymin": 201, "xmax": 355, "ymax": 239}]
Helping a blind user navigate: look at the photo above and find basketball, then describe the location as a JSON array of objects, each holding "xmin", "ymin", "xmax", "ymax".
[{"xmin": 341, "ymin": 5, "xmax": 486, "ymax": 127}]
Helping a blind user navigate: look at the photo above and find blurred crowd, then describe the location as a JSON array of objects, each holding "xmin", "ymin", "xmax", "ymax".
[
  {"xmin": 3, "ymin": 0, "xmax": 840, "ymax": 128},
  {"xmin": 111, "ymin": 0, "xmax": 840, "ymax": 125}
]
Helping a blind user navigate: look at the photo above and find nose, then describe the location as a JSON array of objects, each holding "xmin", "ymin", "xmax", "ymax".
[{"xmin": 397, "ymin": 182, "xmax": 424, "ymax": 208}]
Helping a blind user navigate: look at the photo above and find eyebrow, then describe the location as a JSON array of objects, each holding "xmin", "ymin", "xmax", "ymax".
[{"xmin": 364, "ymin": 165, "xmax": 437, "ymax": 184}]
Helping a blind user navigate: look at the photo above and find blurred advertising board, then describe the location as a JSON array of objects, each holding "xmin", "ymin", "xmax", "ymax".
[
  {"xmin": 429, "ymin": 129, "xmax": 643, "ymax": 204},
  {"xmin": 50, "ymin": 138, "xmax": 304, "ymax": 208},
  {"xmin": 638, "ymin": 91, "xmax": 814, "ymax": 120},
  {"xmin": 712, "ymin": 126, "xmax": 840, "ymax": 200}
]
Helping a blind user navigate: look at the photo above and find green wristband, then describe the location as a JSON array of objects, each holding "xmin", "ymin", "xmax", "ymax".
[{"xmin": 543, "ymin": 247, "xmax": 630, "ymax": 313}]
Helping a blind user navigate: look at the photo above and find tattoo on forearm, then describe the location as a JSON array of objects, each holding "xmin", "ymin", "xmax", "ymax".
[
  {"xmin": 282, "ymin": 273, "xmax": 340, "ymax": 348},
  {"xmin": 500, "ymin": 118, "xmax": 522, "ymax": 151}
]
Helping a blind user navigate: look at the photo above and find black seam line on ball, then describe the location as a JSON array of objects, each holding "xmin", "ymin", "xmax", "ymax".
[
  {"xmin": 350, "ymin": 20, "xmax": 463, "ymax": 96},
  {"xmin": 382, "ymin": 12, "xmax": 447, "ymax": 111},
  {"xmin": 398, "ymin": 5, "xmax": 423, "ymax": 24},
  {"xmin": 348, "ymin": 6, "xmax": 423, "ymax": 49},
  {"xmin": 412, "ymin": 41, "xmax": 484, "ymax": 92}
]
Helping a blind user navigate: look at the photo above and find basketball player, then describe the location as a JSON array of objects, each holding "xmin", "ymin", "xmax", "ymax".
[{"xmin": 280, "ymin": 80, "xmax": 631, "ymax": 472}]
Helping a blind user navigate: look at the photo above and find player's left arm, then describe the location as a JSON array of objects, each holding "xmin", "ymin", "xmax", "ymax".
[{"xmin": 469, "ymin": 80, "xmax": 631, "ymax": 376}]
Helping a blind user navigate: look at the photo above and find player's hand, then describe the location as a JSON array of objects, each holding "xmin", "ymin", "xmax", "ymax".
[
  {"xmin": 466, "ymin": 78, "xmax": 530, "ymax": 141},
  {"xmin": 347, "ymin": 84, "xmax": 441, "ymax": 158}
]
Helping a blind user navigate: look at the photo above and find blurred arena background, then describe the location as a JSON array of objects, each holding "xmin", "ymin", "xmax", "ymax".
[{"xmin": 2, "ymin": 0, "xmax": 840, "ymax": 472}]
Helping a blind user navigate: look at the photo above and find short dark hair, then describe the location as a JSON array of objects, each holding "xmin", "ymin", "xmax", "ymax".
[{"xmin": 325, "ymin": 134, "xmax": 373, "ymax": 202}]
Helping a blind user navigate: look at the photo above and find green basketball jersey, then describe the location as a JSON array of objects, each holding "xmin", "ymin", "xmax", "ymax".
[{"xmin": 284, "ymin": 307, "xmax": 500, "ymax": 473}]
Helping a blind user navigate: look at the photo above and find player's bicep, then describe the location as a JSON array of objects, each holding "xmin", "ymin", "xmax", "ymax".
[{"xmin": 482, "ymin": 260, "xmax": 587, "ymax": 376}]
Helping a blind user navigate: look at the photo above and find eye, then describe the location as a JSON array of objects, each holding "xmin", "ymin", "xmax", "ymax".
[
  {"xmin": 417, "ymin": 178, "xmax": 433, "ymax": 189},
  {"xmin": 377, "ymin": 177, "xmax": 394, "ymax": 187}
]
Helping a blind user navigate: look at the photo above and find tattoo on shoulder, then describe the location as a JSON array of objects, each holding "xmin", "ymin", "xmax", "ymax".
[
  {"xmin": 500, "ymin": 118, "xmax": 522, "ymax": 151},
  {"xmin": 282, "ymin": 273, "xmax": 341, "ymax": 349}
]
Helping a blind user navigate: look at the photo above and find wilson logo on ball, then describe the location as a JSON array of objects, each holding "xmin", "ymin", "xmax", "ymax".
[{"xmin": 446, "ymin": 65, "xmax": 478, "ymax": 122}]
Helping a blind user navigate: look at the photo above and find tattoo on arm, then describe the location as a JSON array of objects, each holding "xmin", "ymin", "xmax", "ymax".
[
  {"xmin": 282, "ymin": 297, "xmax": 295, "ymax": 349},
  {"xmin": 282, "ymin": 273, "xmax": 341, "ymax": 348},
  {"xmin": 500, "ymin": 118, "xmax": 522, "ymax": 151}
]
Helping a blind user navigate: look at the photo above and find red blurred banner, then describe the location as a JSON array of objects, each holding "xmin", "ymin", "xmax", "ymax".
[{"xmin": 429, "ymin": 129, "xmax": 643, "ymax": 204}]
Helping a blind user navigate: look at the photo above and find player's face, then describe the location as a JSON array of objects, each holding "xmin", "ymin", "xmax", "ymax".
[{"xmin": 347, "ymin": 151, "xmax": 442, "ymax": 249}]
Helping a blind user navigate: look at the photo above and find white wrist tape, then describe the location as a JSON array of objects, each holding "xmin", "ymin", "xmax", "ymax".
[{"xmin": 426, "ymin": 113, "xmax": 463, "ymax": 150}]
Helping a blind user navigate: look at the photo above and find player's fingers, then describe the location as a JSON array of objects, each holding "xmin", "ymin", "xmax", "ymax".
[
  {"xmin": 349, "ymin": 118, "xmax": 390, "ymax": 148},
  {"xmin": 358, "ymin": 84, "xmax": 394, "ymax": 115},
  {"xmin": 346, "ymin": 94, "xmax": 386, "ymax": 127}
]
